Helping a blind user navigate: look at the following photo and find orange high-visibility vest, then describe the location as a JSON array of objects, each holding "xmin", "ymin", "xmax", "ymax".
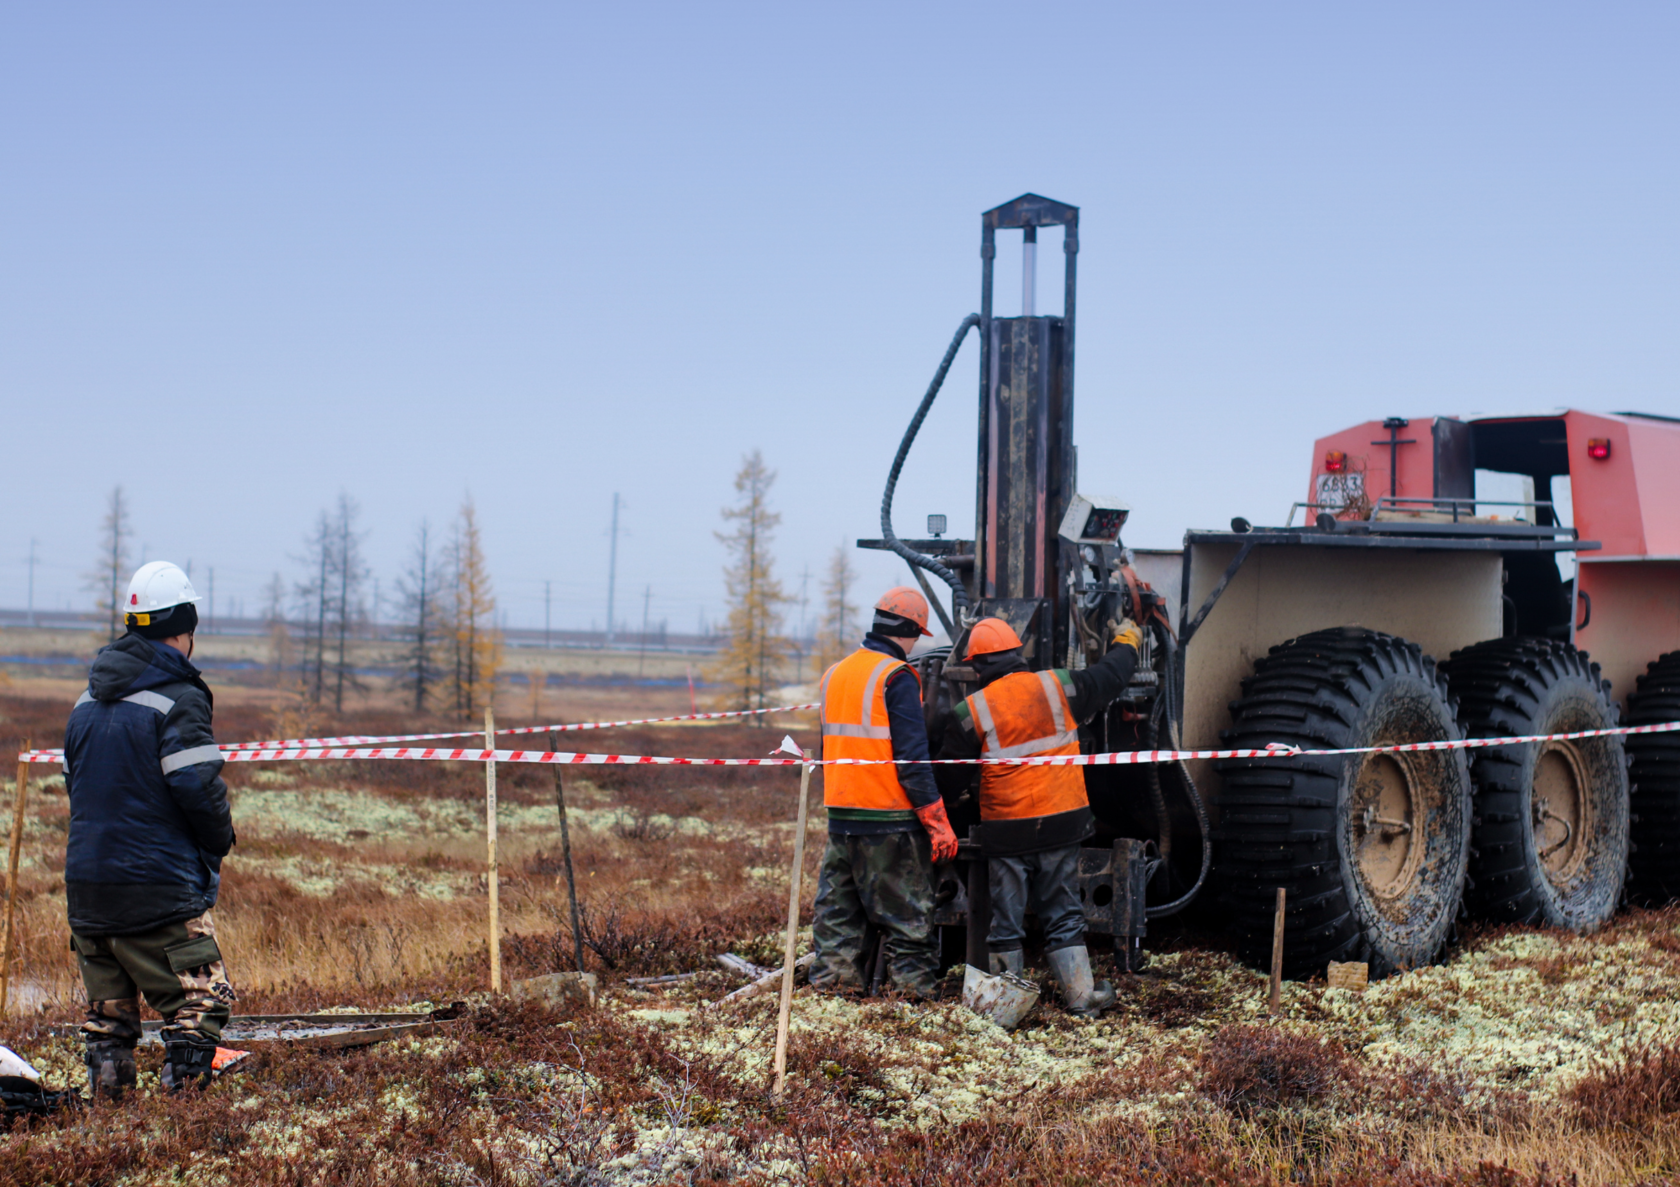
[
  {"xmin": 965, "ymin": 669, "xmax": 1087, "ymax": 822},
  {"xmin": 820, "ymin": 647, "xmax": 921, "ymax": 814}
]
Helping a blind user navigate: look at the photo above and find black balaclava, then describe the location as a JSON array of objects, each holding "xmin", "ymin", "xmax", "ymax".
[
  {"xmin": 869, "ymin": 610, "xmax": 921, "ymax": 640},
  {"xmin": 866, "ymin": 610, "xmax": 921, "ymax": 656},
  {"xmin": 971, "ymin": 647, "xmax": 1027, "ymax": 686},
  {"xmin": 129, "ymin": 601, "xmax": 199, "ymax": 641}
]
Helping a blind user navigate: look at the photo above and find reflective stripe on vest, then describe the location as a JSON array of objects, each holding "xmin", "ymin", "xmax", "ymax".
[
  {"xmin": 970, "ymin": 670, "xmax": 1080, "ymax": 759},
  {"xmin": 819, "ymin": 648, "xmax": 920, "ymax": 814},
  {"xmin": 966, "ymin": 669, "xmax": 1088, "ymax": 822},
  {"xmin": 819, "ymin": 653, "xmax": 898, "ymax": 741}
]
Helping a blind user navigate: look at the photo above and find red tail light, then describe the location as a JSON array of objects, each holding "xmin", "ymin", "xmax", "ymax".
[
  {"xmin": 1324, "ymin": 450, "xmax": 1347, "ymax": 473},
  {"xmin": 1587, "ymin": 438, "xmax": 1611, "ymax": 460}
]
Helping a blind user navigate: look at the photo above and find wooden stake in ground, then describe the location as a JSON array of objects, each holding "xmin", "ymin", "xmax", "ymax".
[
  {"xmin": 772, "ymin": 744, "xmax": 813, "ymax": 1097},
  {"xmin": 485, "ymin": 708, "xmax": 501, "ymax": 994},
  {"xmin": 547, "ymin": 731, "xmax": 585, "ymax": 972},
  {"xmin": 0, "ymin": 748, "xmax": 28, "ymax": 1017},
  {"xmin": 1269, "ymin": 887, "xmax": 1286, "ymax": 1015}
]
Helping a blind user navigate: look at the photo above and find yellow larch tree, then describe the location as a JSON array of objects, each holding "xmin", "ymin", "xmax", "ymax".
[
  {"xmin": 448, "ymin": 497, "xmax": 502, "ymax": 720},
  {"xmin": 710, "ymin": 450, "xmax": 792, "ymax": 714}
]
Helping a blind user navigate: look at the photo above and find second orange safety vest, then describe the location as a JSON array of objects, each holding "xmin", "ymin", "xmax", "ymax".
[
  {"xmin": 819, "ymin": 647, "xmax": 923, "ymax": 818},
  {"xmin": 965, "ymin": 669, "xmax": 1088, "ymax": 822}
]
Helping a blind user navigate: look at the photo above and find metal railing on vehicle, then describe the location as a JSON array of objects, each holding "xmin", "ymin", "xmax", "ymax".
[{"xmin": 1366, "ymin": 495, "xmax": 1558, "ymax": 524}]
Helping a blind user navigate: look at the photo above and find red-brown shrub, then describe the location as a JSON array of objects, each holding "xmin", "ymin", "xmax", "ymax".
[
  {"xmin": 1570, "ymin": 1040, "xmax": 1680, "ymax": 1130},
  {"xmin": 1199, "ymin": 1022, "xmax": 1351, "ymax": 1114}
]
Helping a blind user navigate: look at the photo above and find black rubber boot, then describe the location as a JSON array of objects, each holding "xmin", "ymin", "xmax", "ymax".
[
  {"xmin": 987, "ymin": 949, "xmax": 1025, "ymax": 976},
  {"xmin": 160, "ymin": 1035, "xmax": 217, "ymax": 1092},
  {"xmin": 1046, "ymin": 946, "xmax": 1116, "ymax": 1019},
  {"xmin": 83, "ymin": 1038, "xmax": 137, "ymax": 1102}
]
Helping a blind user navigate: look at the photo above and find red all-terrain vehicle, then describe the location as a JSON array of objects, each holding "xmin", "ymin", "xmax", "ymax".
[{"xmin": 864, "ymin": 193, "xmax": 1678, "ymax": 980}]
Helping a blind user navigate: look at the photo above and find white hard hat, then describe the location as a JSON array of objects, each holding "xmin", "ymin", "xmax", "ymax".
[{"xmin": 125, "ymin": 561, "xmax": 202, "ymax": 618}]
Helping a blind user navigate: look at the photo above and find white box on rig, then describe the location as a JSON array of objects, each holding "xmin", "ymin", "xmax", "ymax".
[{"xmin": 1057, "ymin": 493, "xmax": 1130, "ymax": 545}]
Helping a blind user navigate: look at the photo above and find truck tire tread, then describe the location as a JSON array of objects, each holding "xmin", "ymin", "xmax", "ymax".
[
  {"xmin": 1442, "ymin": 637, "xmax": 1628, "ymax": 930},
  {"xmin": 1627, "ymin": 651, "xmax": 1680, "ymax": 901},
  {"xmin": 1215, "ymin": 627, "xmax": 1471, "ymax": 979}
]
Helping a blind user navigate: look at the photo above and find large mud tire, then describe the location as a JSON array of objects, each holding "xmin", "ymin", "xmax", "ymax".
[
  {"xmin": 1625, "ymin": 651, "xmax": 1680, "ymax": 902},
  {"xmin": 1443, "ymin": 638, "xmax": 1628, "ymax": 930},
  {"xmin": 1216, "ymin": 628, "xmax": 1471, "ymax": 980}
]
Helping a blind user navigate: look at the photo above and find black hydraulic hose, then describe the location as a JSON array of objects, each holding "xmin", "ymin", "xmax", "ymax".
[
  {"xmin": 1147, "ymin": 623, "xmax": 1212, "ymax": 919},
  {"xmin": 1145, "ymin": 694, "xmax": 1172, "ymax": 861},
  {"xmin": 881, "ymin": 314, "xmax": 981, "ymax": 618}
]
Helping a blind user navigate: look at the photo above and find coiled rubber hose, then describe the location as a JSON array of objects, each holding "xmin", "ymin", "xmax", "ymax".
[
  {"xmin": 1146, "ymin": 622, "xmax": 1212, "ymax": 919},
  {"xmin": 880, "ymin": 314, "xmax": 981, "ymax": 619}
]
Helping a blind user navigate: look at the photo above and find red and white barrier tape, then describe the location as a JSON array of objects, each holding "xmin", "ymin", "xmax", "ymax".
[
  {"xmin": 21, "ymin": 744, "xmax": 1280, "ymax": 766},
  {"xmin": 19, "ymin": 719, "xmax": 1680, "ymax": 767},
  {"xmin": 220, "ymin": 701, "xmax": 820, "ymax": 751},
  {"xmin": 28, "ymin": 701, "xmax": 822, "ymax": 759}
]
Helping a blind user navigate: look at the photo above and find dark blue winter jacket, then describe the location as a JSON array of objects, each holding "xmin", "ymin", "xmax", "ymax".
[{"xmin": 63, "ymin": 633, "xmax": 235, "ymax": 935}]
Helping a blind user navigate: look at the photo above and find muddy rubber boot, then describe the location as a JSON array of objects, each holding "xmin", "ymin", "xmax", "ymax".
[
  {"xmin": 1046, "ymin": 946, "xmax": 1115, "ymax": 1019},
  {"xmin": 160, "ymin": 1035, "xmax": 217, "ymax": 1093},
  {"xmin": 987, "ymin": 949, "xmax": 1025, "ymax": 976},
  {"xmin": 83, "ymin": 1038, "xmax": 137, "ymax": 1102}
]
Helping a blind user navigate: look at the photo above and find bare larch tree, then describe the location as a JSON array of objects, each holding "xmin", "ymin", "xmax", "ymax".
[
  {"xmin": 815, "ymin": 541, "xmax": 860, "ymax": 676},
  {"xmin": 327, "ymin": 493, "xmax": 369, "ymax": 713},
  {"xmin": 86, "ymin": 486, "xmax": 134, "ymax": 642},
  {"xmin": 396, "ymin": 520, "xmax": 442, "ymax": 713}
]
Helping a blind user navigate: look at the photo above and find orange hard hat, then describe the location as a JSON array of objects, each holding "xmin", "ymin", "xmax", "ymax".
[
  {"xmin": 965, "ymin": 617, "xmax": 1023, "ymax": 659},
  {"xmin": 874, "ymin": 586, "xmax": 933, "ymax": 636}
]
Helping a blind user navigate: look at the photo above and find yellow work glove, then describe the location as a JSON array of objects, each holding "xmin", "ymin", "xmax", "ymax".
[{"xmin": 1110, "ymin": 617, "xmax": 1143, "ymax": 652}]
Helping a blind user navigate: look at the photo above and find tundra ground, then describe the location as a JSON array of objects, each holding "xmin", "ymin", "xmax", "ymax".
[{"xmin": 1, "ymin": 684, "xmax": 1679, "ymax": 1186}]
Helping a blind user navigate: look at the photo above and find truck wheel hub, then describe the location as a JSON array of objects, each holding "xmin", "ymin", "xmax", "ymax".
[
  {"xmin": 1533, "ymin": 740, "xmax": 1592, "ymax": 884},
  {"xmin": 1353, "ymin": 752, "xmax": 1426, "ymax": 899}
]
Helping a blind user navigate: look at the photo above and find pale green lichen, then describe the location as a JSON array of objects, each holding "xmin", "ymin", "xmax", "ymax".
[
  {"xmin": 229, "ymin": 786, "xmax": 430, "ymax": 842},
  {"xmin": 1317, "ymin": 929, "xmax": 1680, "ymax": 1100},
  {"xmin": 234, "ymin": 852, "xmax": 473, "ymax": 899}
]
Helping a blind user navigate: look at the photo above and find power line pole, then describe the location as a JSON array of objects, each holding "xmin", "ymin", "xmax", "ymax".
[
  {"xmin": 208, "ymin": 568, "xmax": 215, "ymax": 634},
  {"xmin": 544, "ymin": 580, "xmax": 552, "ymax": 649},
  {"xmin": 25, "ymin": 539, "xmax": 37, "ymax": 628},
  {"xmin": 605, "ymin": 492, "xmax": 621, "ymax": 648},
  {"xmin": 637, "ymin": 585, "xmax": 652, "ymax": 678}
]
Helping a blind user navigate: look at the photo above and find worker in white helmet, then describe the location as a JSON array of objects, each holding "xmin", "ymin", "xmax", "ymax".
[{"xmin": 62, "ymin": 561, "xmax": 237, "ymax": 1099}]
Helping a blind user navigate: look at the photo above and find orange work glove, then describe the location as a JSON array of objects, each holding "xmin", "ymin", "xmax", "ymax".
[{"xmin": 915, "ymin": 800, "xmax": 960, "ymax": 864}]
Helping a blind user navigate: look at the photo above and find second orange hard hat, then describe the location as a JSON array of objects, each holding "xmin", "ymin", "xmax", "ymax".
[
  {"xmin": 964, "ymin": 617, "xmax": 1023, "ymax": 659},
  {"xmin": 874, "ymin": 586, "xmax": 933, "ymax": 636}
]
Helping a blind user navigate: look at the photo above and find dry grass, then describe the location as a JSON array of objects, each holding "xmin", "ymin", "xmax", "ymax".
[
  {"xmin": 5, "ymin": 689, "xmax": 1680, "ymax": 1183},
  {"xmin": 1572, "ymin": 1041, "xmax": 1680, "ymax": 1132},
  {"xmin": 0, "ymin": 692, "xmax": 817, "ymax": 1008}
]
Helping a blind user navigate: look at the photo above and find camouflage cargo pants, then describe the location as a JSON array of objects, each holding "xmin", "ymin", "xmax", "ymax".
[
  {"xmin": 810, "ymin": 830, "xmax": 940, "ymax": 998},
  {"xmin": 73, "ymin": 911, "xmax": 235, "ymax": 1044}
]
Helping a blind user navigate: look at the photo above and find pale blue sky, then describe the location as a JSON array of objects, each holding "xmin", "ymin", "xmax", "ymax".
[{"xmin": 3, "ymin": 3, "xmax": 1676, "ymax": 634}]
